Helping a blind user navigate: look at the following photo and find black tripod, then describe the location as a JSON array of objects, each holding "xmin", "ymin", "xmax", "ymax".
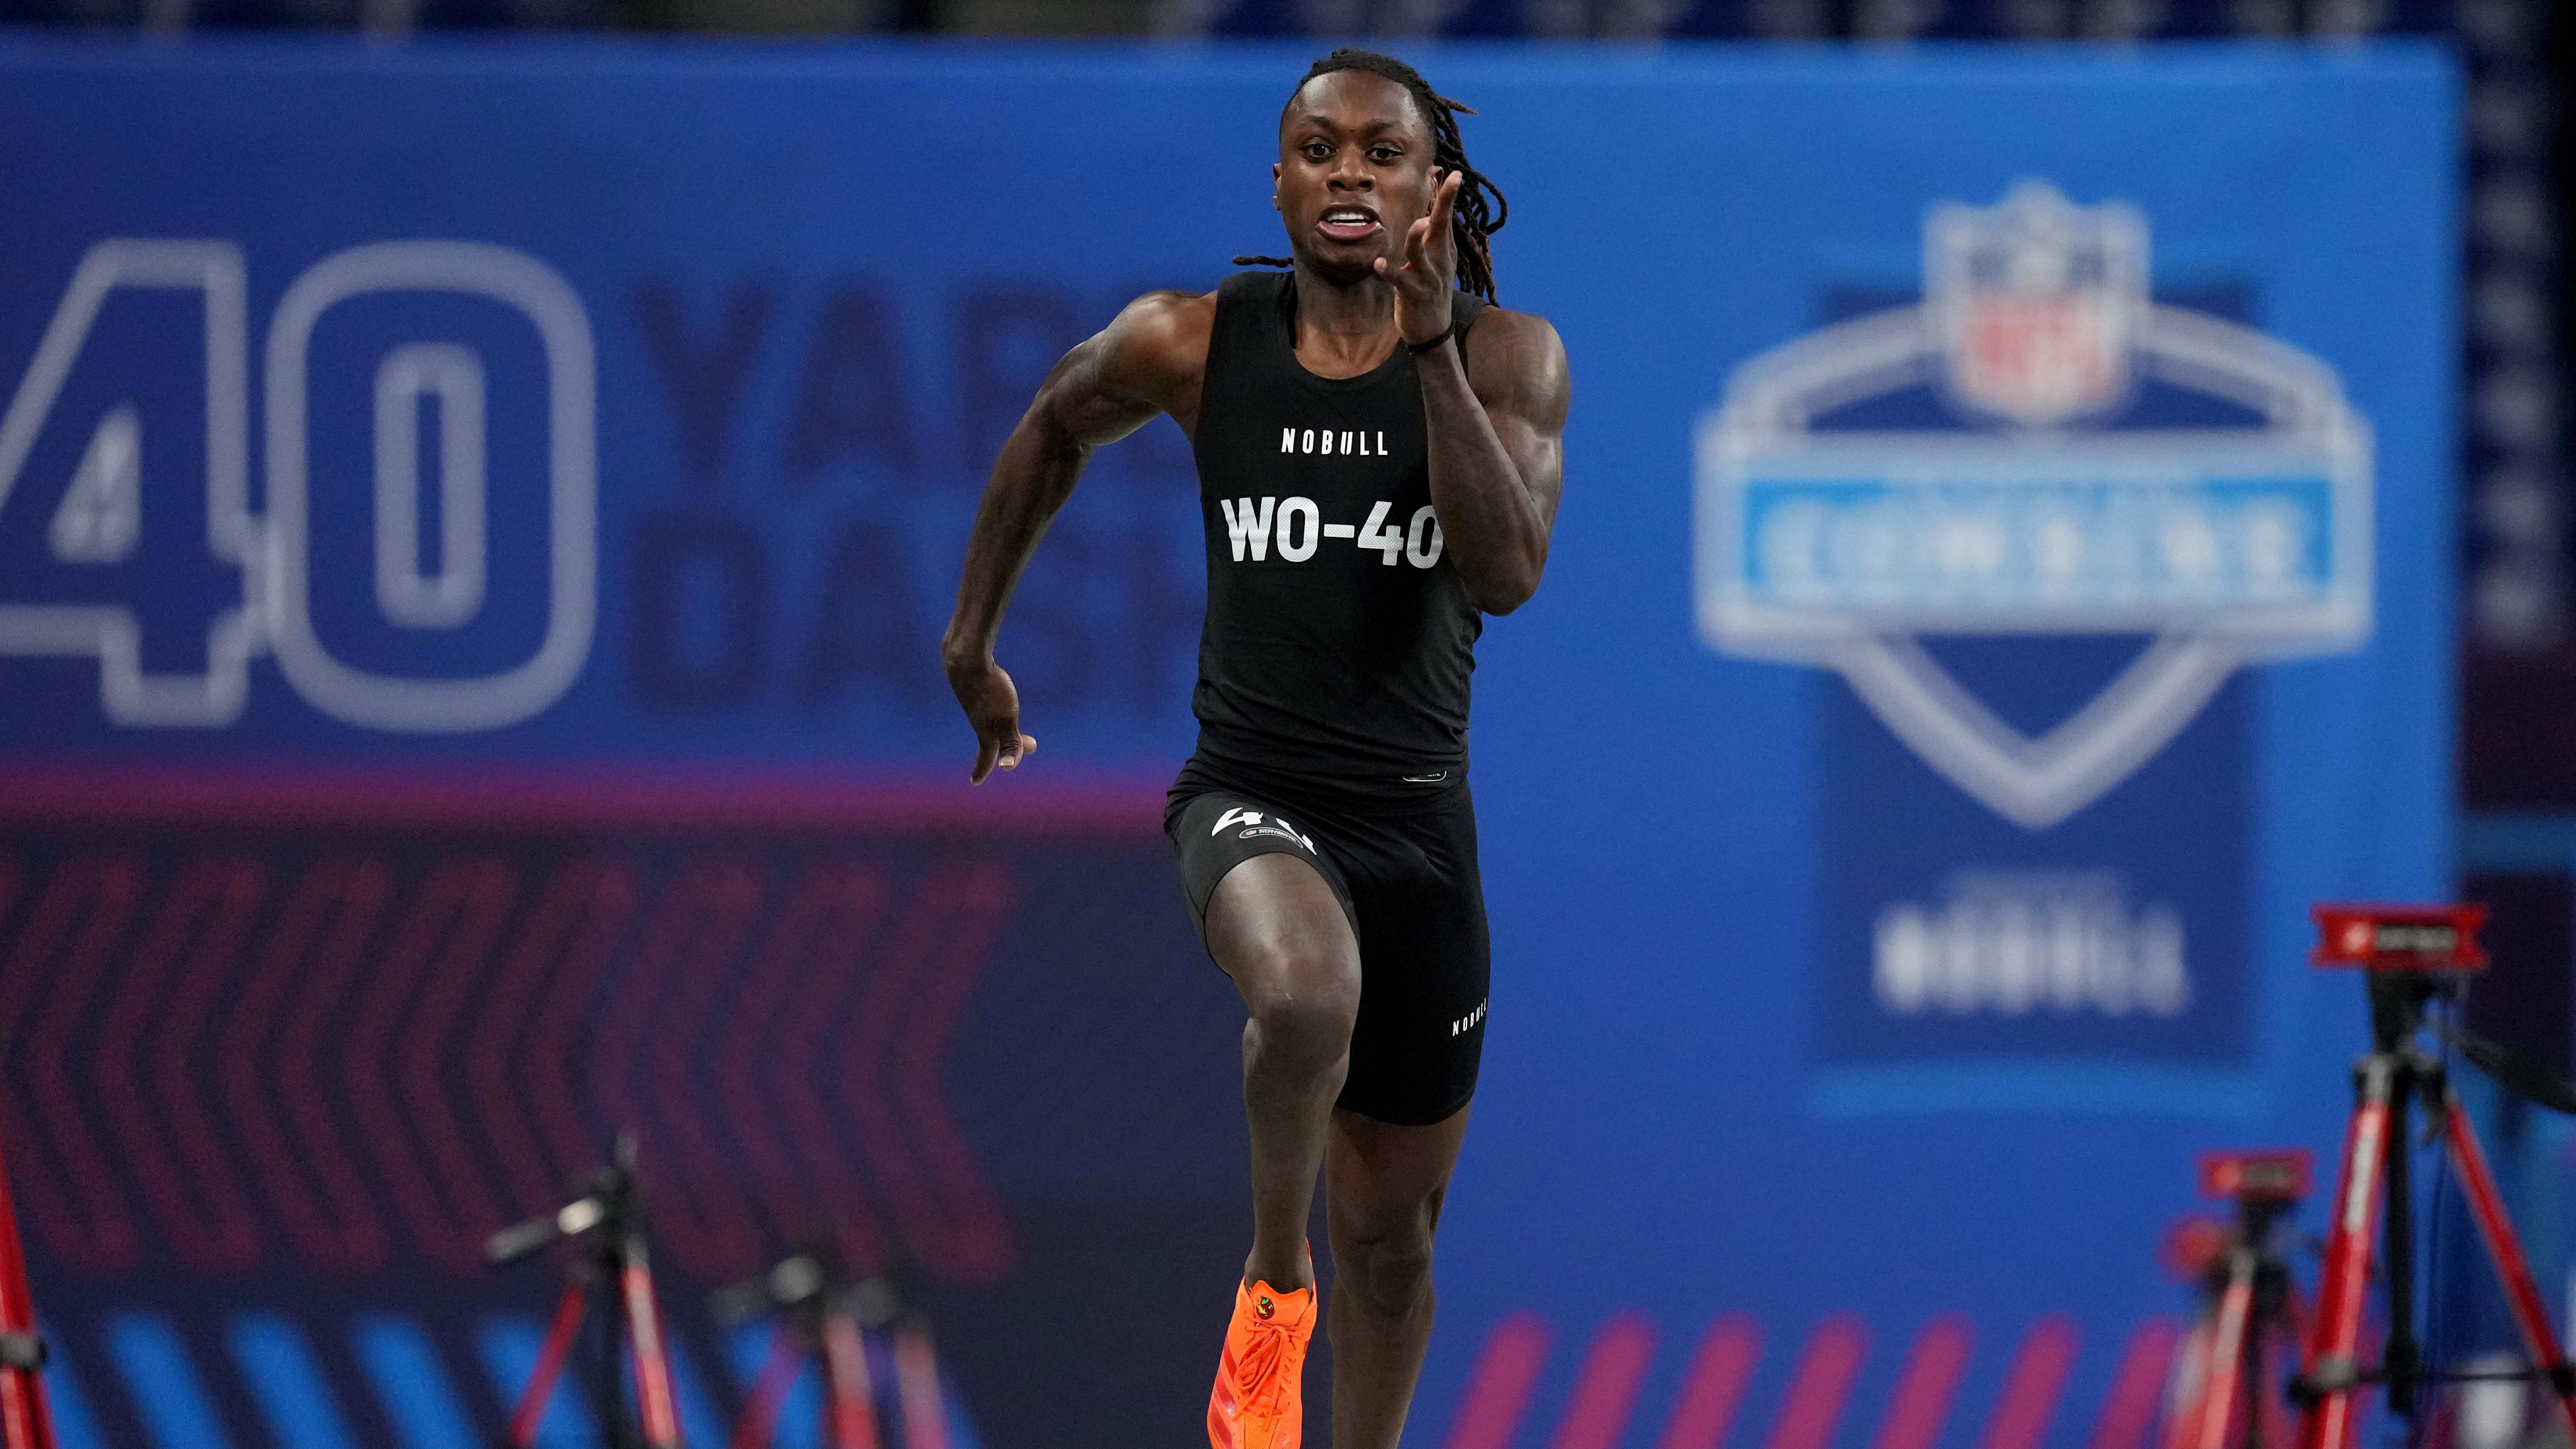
[
  {"xmin": 714, "ymin": 1255, "xmax": 949, "ymax": 1449},
  {"xmin": 485, "ymin": 1136, "xmax": 684, "ymax": 1449}
]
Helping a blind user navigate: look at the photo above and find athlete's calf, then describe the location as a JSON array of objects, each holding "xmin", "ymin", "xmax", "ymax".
[{"xmin": 1326, "ymin": 1109, "xmax": 1470, "ymax": 1449}]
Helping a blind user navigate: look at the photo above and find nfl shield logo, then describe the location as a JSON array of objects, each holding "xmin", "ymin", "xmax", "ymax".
[
  {"xmin": 1696, "ymin": 179, "xmax": 2371, "ymax": 830},
  {"xmin": 1929, "ymin": 180, "xmax": 2146, "ymax": 427}
]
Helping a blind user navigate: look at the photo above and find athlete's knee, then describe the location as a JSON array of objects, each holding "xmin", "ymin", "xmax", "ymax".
[{"xmin": 1241, "ymin": 949, "xmax": 1360, "ymax": 1071}]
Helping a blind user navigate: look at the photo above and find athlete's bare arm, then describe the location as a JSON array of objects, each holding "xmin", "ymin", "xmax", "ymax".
[
  {"xmin": 941, "ymin": 289, "xmax": 1214, "ymax": 783},
  {"xmin": 1426, "ymin": 308, "xmax": 1567, "ymax": 613},
  {"xmin": 1381, "ymin": 170, "xmax": 1570, "ymax": 615}
]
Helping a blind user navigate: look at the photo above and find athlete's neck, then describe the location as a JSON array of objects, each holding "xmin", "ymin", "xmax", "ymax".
[{"xmin": 1287, "ymin": 264, "xmax": 1401, "ymax": 380}]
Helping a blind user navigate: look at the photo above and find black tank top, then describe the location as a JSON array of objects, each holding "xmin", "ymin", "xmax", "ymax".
[{"xmin": 1186, "ymin": 271, "xmax": 1488, "ymax": 787}]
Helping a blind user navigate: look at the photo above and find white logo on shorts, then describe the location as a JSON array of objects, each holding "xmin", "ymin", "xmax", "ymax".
[{"xmin": 1213, "ymin": 806, "xmax": 1313, "ymax": 852}]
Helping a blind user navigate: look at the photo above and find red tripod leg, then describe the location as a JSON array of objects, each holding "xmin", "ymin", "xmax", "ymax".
[
  {"xmin": 2165, "ymin": 1321, "xmax": 2216, "ymax": 1449},
  {"xmin": 818, "ymin": 1313, "xmax": 882, "ymax": 1449},
  {"xmin": 0, "ymin": 1129, "xmax": 58, "ymax": 1449},
  {"xmin": 510, "ymin": 1283, "xmax": 589, "ymax": 1449},
  {"xmin": 619, "ymin": 1251, "xmax": 685, "ymax": 1449},
  {"xmin": 2439, "ymin": 1097, "xmax": 2576, "ymax": 1445},
  {"xmin": 725, "ymin": 1323, "xmax": 806, "ymax": 1449},
  {"xmin": 2299, "ymin": 1062, "xmax": 2396, "ymax": 1449},
  {"xmin": 2186, "ymin": 1254, "xmax": 2257, "ymax": 1449},
  {"xmin": 894, "ymin": 1327, "xmax": 948, "ymax": 1449}
]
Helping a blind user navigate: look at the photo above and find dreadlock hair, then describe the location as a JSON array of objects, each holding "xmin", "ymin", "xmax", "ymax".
[{"xmin": 1233, "ymin": 48, "xmax": 1510, "ymax": 303}]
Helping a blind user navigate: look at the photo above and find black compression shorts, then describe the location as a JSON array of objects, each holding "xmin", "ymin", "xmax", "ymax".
[{"xmin": 1166, "ymin": 757, "xmax": 1490, "ymax": 1127}]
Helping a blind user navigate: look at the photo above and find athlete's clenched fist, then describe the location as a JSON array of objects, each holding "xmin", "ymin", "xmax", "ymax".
[{"xmin": 945, "ymin": 655, "xmax": 1037, "ymax": 784}]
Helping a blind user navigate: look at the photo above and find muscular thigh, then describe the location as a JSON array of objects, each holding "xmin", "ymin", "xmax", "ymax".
[
  {"xmin": 1170, "ymin": 788, "xmax": 1363, "ymax": 1002},
  {"xmin": 1206, "ymin": 853, "xmax": 1361, "ymax": 1004}
]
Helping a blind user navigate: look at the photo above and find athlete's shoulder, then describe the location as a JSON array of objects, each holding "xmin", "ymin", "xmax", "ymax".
[
  {"xmin": 1465, "ymin": 304, "xmax": 1563, "ymax": 362},
  {"xmin": 1463, "ymin": 304, "xmax": 1570, "ymax": 428},
  {"xmin": 1093, "ymin": 287, "xmax": 1218, "ymax": 391},
  {"xmin": 1107, "ymin": 287, "xmax": 1217, "ymax": 358}
]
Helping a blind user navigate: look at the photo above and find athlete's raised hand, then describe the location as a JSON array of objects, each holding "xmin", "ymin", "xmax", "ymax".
[
  {"xmin": 1378, "ymin": 168, "xmax": 1462, "ymax": 347},
  {"xmin": 948, "ymin": 656, "xmax": 1038, "ymax": 784}
]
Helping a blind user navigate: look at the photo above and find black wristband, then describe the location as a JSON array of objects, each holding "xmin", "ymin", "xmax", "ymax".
[{"xmin": 1406, "ymin": 325, "xmax": 1455, "ymax": 356}]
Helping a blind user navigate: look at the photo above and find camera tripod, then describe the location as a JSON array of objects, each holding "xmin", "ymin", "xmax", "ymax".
[
  {"xmin": 2167, "ymin": 1151, "xmax": 2310, "ymax": 1449},
  {"xmin": 0, "ymin": 1124, "xmax": 56, "ymax": 1449},
  {"xmin": 2294, "ymin": 905, "xmax": 2576, "ymax": 1449},
  {"xmin": 485, "ymin": 1136, "xmax": 684, "ymax": 1449},
  {"xmin": 714, "ymin": 1256, "xmax": 948, "ymax": 1449}
]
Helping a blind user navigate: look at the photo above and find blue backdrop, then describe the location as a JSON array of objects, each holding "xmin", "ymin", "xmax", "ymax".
[{"xmin": 0, "ymin": 37, "xmax": 2454, "ymax": 1449}]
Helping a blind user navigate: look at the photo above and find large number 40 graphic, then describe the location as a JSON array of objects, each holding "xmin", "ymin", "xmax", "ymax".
[{"xmin": 0, "ymin": 238, "xmax": 597, "ymax": 731}]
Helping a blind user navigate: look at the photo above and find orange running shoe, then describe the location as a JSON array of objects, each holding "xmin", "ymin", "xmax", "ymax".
[{"xmin": 1208, "ymin": 1272, "xmax": 1317, "ymax": 1449}]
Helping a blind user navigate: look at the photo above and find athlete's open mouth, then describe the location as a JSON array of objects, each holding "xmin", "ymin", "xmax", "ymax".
[{"xmin": 1316, "ymin": 204, "xmax": 1381, "ymax": 243}]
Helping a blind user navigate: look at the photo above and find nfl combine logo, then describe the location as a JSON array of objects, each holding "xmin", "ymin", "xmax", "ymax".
[{"xmin": 1696, "ymin": 180, "xmax": 2373, "ymax": 830}]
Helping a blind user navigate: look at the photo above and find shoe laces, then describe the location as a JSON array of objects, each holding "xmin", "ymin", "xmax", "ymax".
[{"xmin": 1229, "ymin": 1304, "xmax": 1301, "ymax": 1415}]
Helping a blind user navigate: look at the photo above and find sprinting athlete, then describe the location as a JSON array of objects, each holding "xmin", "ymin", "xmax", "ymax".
[{"xmin": 942, "ymin": 48, "xmax": 1569, "ymax": 1449}]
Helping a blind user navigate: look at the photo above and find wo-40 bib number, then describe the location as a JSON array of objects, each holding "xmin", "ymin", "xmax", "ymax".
[{"xmin": 1219, "ymin": 496, "xmax": 1444, "ymax": 568}]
